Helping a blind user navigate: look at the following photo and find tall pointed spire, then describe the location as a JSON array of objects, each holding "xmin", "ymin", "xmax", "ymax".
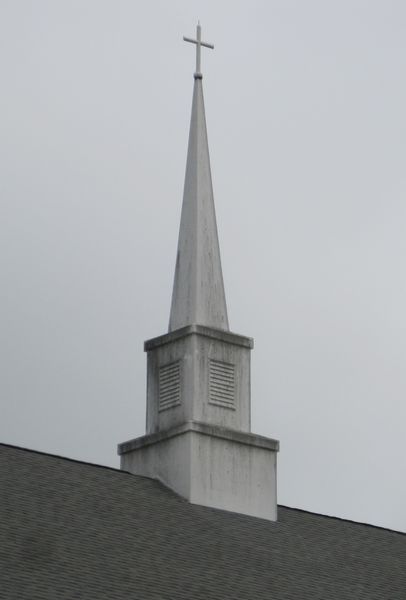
[{"xmin": 169, "ymin": 24, "xmax": 229, "ymax": 332}]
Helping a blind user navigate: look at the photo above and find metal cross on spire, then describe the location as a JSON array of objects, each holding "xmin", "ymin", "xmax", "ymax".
[{"xmin": 183, "ymin": 22, "xmax": 214, "ymax": 78}]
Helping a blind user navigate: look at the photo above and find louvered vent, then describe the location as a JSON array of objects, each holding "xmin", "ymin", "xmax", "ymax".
[
  {"xmin": 159, "ymin": 361, "xmax": 181, "ymax": 411},
  {"xmin": 209, "ymin": 359, "xmax": 235, "ymax": 409}
]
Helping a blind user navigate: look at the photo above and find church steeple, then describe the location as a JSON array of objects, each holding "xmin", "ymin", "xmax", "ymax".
[
  {"xmin": 118, "ymin": 26, "xmax": 279, "ymax": 522},
  {"xmin": 169, "ymin": 24, "xmax": 229, "ymax": 332}
]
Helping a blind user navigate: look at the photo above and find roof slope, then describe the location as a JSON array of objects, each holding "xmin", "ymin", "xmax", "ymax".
[{"xmin": 1, "ymin": 443, "xmax": 405, "ymax": 600}]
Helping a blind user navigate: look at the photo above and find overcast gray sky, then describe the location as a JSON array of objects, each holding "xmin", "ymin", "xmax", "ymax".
[{"xmin": 1, "ymin": 0, "xmax": 405, "ymax": 533}]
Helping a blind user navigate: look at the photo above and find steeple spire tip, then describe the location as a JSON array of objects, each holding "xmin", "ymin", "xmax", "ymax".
[{"xmin": 183, "ymin": 23, "xmax": 214, "ymax": 78}]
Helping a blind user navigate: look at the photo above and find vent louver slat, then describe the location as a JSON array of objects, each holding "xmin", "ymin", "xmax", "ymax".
[
  {"xmin": 209, "ymin": 359, "xmax": 235, "ymax": 409},
  {"xmin": 159, "ymin": 362, "xmax": 181, "ymax": 411}
]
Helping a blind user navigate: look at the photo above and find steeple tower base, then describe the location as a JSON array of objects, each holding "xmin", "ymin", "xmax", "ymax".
[
  {"xmin": 118, "ymin": 420, "xmax": 278, "ymax": 521},
  {"xmin": 118, "ymin": 325, "xmax": 279, "ymax": 521}
]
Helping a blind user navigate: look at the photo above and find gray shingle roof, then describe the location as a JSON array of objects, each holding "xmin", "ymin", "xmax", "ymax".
[{"xmin": 1, "ymin": 443, "xmax": 405, "ymax": 600}]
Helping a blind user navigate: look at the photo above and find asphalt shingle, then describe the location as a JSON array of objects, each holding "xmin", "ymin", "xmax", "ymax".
[{"xmin": 1, "ymin": 443, "xmax": 405, "ymax": 600}]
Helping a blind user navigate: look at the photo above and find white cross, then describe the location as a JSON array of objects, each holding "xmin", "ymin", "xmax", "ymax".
[{"xmin": 183, "ymin": 23, "xmax": 214, "ymax": 75}]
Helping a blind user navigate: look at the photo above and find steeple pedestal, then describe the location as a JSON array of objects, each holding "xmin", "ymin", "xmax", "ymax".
[{"xmin": 119, "ymin": 420, "xmax": 278, "ymax": 521}]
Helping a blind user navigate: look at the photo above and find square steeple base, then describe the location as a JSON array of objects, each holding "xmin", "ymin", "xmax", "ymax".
[{"xmin": 118, "ymin": 421, "xmax": 279, "ymax": 521}]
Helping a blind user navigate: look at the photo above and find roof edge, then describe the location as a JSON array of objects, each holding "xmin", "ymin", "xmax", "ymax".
[
  {"xmin": 0, "ymin": 441, "xmax": 125, "ymax": 475},
  {"xmin": 278, "ymin": 503, "xmax": 406, "ymax": 536}
]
